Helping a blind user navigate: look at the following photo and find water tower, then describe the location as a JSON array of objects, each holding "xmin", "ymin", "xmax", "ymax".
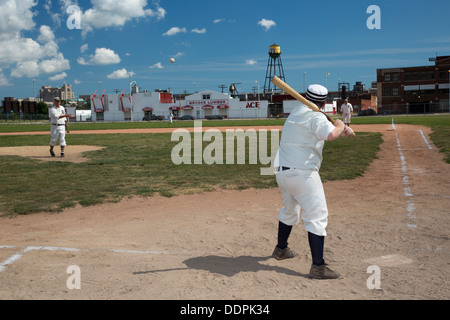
[{"xmin": 263, "ymin": 43, "xmax": 286, "ymax": 94}]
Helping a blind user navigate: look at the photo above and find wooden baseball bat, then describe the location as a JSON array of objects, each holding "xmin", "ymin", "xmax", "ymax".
[{"xmin": 271, "ymin": 75, "xmax": 335, "ymax": 123}]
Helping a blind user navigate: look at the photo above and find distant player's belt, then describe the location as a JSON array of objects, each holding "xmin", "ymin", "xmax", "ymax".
[
  {"xmin": 52, "ymin": 124, "xmax": 65, "ymax": 126},
  {"xmin": 279, "ymin": 166, "xmax": 291, "ymax": 171}
]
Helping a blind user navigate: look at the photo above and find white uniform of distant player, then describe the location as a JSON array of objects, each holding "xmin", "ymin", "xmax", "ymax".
[
  {"xmin": 340, "ymin": 99, "xmax": 353, "ymax": 126},
  {"xmin": 49, "ymin": 97, "xmax": 69, "ymax": 157}
]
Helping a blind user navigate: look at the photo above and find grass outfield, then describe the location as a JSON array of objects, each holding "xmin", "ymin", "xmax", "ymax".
[
  {"xmin": 0, "ymin": 115, "xmax": 448, "ymax": 216},
  {"xmin": 1, "ymin": 115, "xmax": 448, "ymax": 161},
  {"xmin": 0, "ymin": 119, "xmax": 288, "ymax": 132}
]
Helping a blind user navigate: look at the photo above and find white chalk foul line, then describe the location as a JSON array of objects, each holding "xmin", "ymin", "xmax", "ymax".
[
  {"xmin": 109, "ymin": 249, "xmax": 170, "ymax": 254},
  {"xmin": 419, "ymin": 129, "xmax": 433, "ymax": 150},
  {"xmin": 392, "ymin": 119, "xmax": 417, "ymax": 229},
  {"xmin": 0, "ymin": 245, "xmax": 170, "ymax": 273}
]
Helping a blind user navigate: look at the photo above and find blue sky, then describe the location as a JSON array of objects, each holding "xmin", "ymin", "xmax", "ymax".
[{"xmin": 1, "ymin": 0, "xmax": 450, "ymax": 99}]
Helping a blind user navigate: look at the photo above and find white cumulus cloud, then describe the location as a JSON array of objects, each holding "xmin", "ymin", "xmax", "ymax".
[
  {"xmin": 258, "ymin": 18, "xmax": 276, "ymax": 31},
  {"xmin": 80, "ymin": 0, "xmax": 166, "ymax": 36},
  {"xmin": 78, "ymin": 48, "xmax": 121, "ymax": 65},
  {"xmin": 0, "ymin": 0, "xmax": 36, "ymax": 34},
  {"xmin": 11, "ymin": 53, "xmax": 70, "ymax": 78},
  {"xmin": 149, "ymin": 62, "xmax": 164, "ymax": 69},
  {"xmin": 191, "ymin": 28, "xmax": 206, "ymax": 34},
  {"xmin": 39, "ymin": 53, "xmax": 71, "ymax": 74},
  {"xmin": 49, "ymin": 72, "xmax": 67, "ymax": 81},
  {"xmin": 0, "ymin": 1, "xmax": 70, "ymax": 83},
  {"xmin": 37, "ymin": 25, "xmax": 55, "ymax": 43},
  {"xmin": 246, "ymin": 59, "xmax": 257, "ymax": 65},
  {"xmin": 107, "ymin": 68, "xmax": 135, "ymax": 79},
  {"xmin": 162, "ymin": 27, "xmax": 187, "ymax": 36}
]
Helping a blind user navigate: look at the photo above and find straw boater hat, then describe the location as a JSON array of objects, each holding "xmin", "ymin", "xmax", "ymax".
[{"xmin": 305, "ymin": 84, "xmax": 328, "ymax": 103}]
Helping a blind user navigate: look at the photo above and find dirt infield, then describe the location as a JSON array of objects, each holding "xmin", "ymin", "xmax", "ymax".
[{"xmin": 0, "ymin": 124, "xmax": 448, "ymax": 300}]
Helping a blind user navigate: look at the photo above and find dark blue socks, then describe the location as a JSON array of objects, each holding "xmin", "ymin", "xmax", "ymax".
[
  {"xmin": 277, "ymin": 222, "xmax": 325, "ymax": 266},
  {"xmin": 308, "ymin": 232, "xmax": 324, "ymax": 266},
  {"xmin": 277, "ymin": 221, "xmax": 292, "ymax": 249}
]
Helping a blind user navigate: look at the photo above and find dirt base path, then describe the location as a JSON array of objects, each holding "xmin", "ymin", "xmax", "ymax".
[{"xmin": 0, "ymin": 124, "xmax": 448, "ymax": 300}]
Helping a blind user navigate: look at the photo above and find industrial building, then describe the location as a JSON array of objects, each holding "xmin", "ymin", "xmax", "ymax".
[
  {"xmin": 377, "ymin": 55, "xmax": 450, "ymax": 114},
  {"xmin": 90, "ymin": 87, "xmax": 268, "ymax": 121}
]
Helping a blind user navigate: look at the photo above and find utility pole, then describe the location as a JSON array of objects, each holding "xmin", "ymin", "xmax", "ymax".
[{"xmin": 218, "ymin": 85, "xmax": 226, "ymax": 93}]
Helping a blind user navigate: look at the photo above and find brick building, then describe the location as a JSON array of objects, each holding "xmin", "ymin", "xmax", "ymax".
[{"xmin": 377, "ymin": 55, "xmax": 450, "ymax": 114}]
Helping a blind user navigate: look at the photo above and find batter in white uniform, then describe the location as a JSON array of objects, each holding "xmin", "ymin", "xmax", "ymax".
[
  {"xmin": 49, "ymin": 97, "xmax": 70, "ymax": 157},
  {"xmin": 272, "ymin": 84, "xmax": 354, "ymax": 279}
]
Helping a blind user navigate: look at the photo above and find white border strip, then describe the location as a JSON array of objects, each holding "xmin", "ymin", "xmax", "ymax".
[
  {"xmin": 0, "ymin": 246, "xmax": 85, "ymax": 273},
  {"xmin": 419, "ymin": 130, "xmax": 433, "ymax": 150},
  {"xmin": 109, "ymin": 249, "xmax": 170, "ymax": 254},
  {"xmin": 392, "ymin": 119, "xmax": 417, "ymax": 228},
  {"xmin": 0, "ymin": 245, "xmax": 169, "ymax": 273}
]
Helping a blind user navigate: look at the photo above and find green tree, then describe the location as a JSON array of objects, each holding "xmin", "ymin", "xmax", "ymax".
[{"xmin": 36, "ymin": 101, "xmax": 48, "ymax": 115}]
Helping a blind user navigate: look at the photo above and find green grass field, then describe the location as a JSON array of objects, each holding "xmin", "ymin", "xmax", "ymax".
[{"xmin": 0, "ymin": 115, "xmax": 448, "ymax": 216}]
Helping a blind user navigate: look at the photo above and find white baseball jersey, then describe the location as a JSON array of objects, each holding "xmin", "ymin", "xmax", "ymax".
[
  {"xmin": 278, "ymin": 104, "xmax": 335, "ymax": 171},
  {"xmin": 50, "ymin": 105, "xmax": 67, "ymax": 125}
]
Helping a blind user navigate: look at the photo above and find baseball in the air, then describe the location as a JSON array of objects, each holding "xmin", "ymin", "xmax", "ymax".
[{"xmin": 170, "ymin": 58, "xmax": 175, "ymax": 63}]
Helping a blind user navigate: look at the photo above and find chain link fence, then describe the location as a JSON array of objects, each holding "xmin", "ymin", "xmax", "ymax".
[
  {"xmin": 372, "ymin": 102, "xmax": 450, "ymax": 116},
  {"xmin": 0, "ymin": 113, "xmax": 92, "ymax": 123}
]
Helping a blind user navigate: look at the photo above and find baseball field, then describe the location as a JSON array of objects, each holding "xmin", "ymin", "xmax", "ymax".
[{"xmin": 0, "ymin": 115, "xmax": 448, "ymax": 301}]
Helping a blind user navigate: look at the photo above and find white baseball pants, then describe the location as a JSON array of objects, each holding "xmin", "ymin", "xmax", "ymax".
[
  {"xmin": 343, "ymin": 113, "xmax": 351, "ymax": 124},
  {"xmin": 50, "ymin": 124, "xmax": 66, "ymax": 147},
  {"xmin": 276, "ymin": 168, "xmax": 328, "ymax": 236}
]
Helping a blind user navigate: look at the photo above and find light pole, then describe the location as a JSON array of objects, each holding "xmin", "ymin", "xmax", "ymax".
[
  {"xmin": 325, "ymin": 73, "xmax": 330, "ymax": 88},
  {"xmin": 130, "ymin": 80, "xmax": 136, "ymax": 121},
  {"xmin": 32, "ymin": 79, "xmax": 35, "ymax": 101}
]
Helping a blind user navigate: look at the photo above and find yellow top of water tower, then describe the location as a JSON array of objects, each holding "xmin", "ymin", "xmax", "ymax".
[
  {"xmin": 269, "ymin": 43, "xmax": 281, "ymax": 59},
  {"xmin": 269, "ymin": 43, "xmax": 281, "ymax": 54}
]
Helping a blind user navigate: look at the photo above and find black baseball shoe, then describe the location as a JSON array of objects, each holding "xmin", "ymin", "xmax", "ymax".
[
  {"xmin": 50, "ymin": 149, "xmax": 55, "ymax": 157},
  {"xmin": 60, "ymin": 153, "xmax": 65, "ymax": 158},
  {"xmin": 309, "ymin": 261, "xmax": 340, "ymax": 280},
  {"xmin": 272, "ymin": 246, "xmax": 297, "ymax": 260}
]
